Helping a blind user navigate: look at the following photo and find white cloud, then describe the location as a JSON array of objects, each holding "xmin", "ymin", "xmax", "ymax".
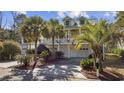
[
  {"xmin": 57, "ymin": 11, "xmax": 66, "ymax": 18},
  {"xmin": 57, "ymin": 11, "xmax": 89, "ymax": 18},
  {"xmin": 17, "ymin": 11, "xmax": 27, "ymax": 15},
  {"xmin": 48, "ymin": 11, "xmax": 51, "ymax": 13},
  {"xmin": 68, "ymin": 11, "xmax": 81, "ymax": 18},
  {"xmin": 104, "ymin": 11, "xmax": 117, "ymax": 17},
  {"xmin": 111, "ymin": 11, "xmax": 117, "ymax": 16},
  {"xmin": 81, "ymin": 12, "xmax": 89, "ymax": 18},
  {"xmin": 104, "ymin": 12, "xmax": 110, "ymax": 16}
]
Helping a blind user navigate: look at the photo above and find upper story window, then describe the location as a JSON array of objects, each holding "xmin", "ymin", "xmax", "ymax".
[
  {"xmin": 65, "ymin": 20, "xmax": 70, "ymax": 27},
  {"xmin": 63, "ymin": 16, "xmax": 72, "ymax": 27}
]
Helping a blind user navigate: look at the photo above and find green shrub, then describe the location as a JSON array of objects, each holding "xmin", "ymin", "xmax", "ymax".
[
  {"xmin": 80, "ymin": 58, "xmax": 94, "ymax": 69},
  {"xmin": 26, "ymin": 49, "xmax": 35, "ymax": 54},
  {"xmin": 15, "ymin": 55, "xmax": 22, "ymax": 62},
  {"xmin": 105, "ymin": 53, "xmax": 120, "ymax": 60},
  {"xmin": 15, "ymin": 55, "xmax": 33, "ymax": 66},
  {"xmin": 40, "ymin": 50, "xmax": 49, "ymax": 58},
  {"xmin": 112, "ymin": 48, "xmax": 122, "ymax": 55},
  {"xmin": 40, "ymin": 50, "xmax": 49, "ymax": 62},
  {"xmin": 0, "ymin": 40, "xmax": 21, "ymax": 60},
  {"xmin": 0, "ymin": 41, "xmax": 3, "ymax": 53},
  {"xmin": 120, "ymin": 50, "xmax": 124, "ymax": 59},
  {"xmin": 55, "ymin": 51, "xmax": 64, "ymax": 59},
  {"xmin": 111, "ymin": 48, "xmax": 124, "ymax": 59}
]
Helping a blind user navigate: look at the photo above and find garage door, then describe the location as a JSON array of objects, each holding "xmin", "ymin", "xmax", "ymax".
[
  {"xmin": 60, "ymin": 45, "xmax": 90, "ymax": 58},
  {"xmin": 70, "ymin": 46, "xmax": 90, "ymax": 58}
]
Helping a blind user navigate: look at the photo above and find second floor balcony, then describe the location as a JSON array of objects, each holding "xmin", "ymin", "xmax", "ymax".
[{"xmin": 42, "ymin": 38, "xmax": 78, "ymax": 45}]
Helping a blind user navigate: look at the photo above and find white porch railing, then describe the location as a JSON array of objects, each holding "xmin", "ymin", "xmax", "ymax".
[{"xmin": 42, "ymin": 38, "xmax": 77, "ymax": 45}]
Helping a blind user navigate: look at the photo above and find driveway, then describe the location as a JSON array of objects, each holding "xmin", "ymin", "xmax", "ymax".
[
  {"xmin": 0, "ymin": 61, "xmax": 18, "ymax": 78},
  {"xmin": 0, "ymin": 58, "xmax": 87, "ymax": 81},
  {"xmin": 0, "ymin": 61, "xmax": 18, "ymax": 68}
]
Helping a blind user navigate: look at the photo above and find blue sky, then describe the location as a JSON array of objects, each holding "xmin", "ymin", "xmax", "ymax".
[{"xmin": 1, "ymin": 11, "xmax": 117, "ymax": 29}]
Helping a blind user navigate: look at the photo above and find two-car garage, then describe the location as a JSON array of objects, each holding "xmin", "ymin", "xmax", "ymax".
[{"xmin": 47, "ymin": 44, "xmax": 91, "ymax": 58}]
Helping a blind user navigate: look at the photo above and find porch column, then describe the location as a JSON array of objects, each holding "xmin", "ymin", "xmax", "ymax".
[{"xmin": 21, "ymin": 36, "xmax": 24, "ymax": 44}]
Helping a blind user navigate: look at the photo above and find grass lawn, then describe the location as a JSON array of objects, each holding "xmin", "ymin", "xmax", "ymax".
[
  {"xmin": 102, "ymin": 58, "xmax": 124, "ymax": 79},
  {"xmin": 80, "ymin": 54, "xmax": 124, "ymax": 80}
]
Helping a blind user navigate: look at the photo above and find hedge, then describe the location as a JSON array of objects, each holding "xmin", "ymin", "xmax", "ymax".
[{"xmin": 0, "ymin": 40, "xmax": 21, "ymax": 60}]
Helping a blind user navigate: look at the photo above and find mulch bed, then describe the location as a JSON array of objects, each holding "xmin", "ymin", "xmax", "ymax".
[
  {"xmin": 81, "ymin": 69, "xmax": 98, "ymax": 79},
  {"xmin": 81, "ymin": 69, "xmax": 124, "ymax": 81}
]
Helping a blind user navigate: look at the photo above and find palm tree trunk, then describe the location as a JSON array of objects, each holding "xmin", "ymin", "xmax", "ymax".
[
  {"xmin": 99, "ymin": 54, "xmax": 103, "ymax": 71},
  {"xmin": 32, "ymin": 41, "xmax": 38, "ymax": 70},
  {"xmin": 93, "ymin": 54, "xmax": 96, "ymax": 69},
  {"xmin": 95, "ymin": 52, "xmax": 103, "ymax": 76},
  {"xmin": 92, "ymin": 49, "xmax": 97, "ymax": 69},
  {"xmin": 57, "ymin": 36, "xmax": 60, "ymax": 51},
  {"xmin": 52, "ymin": 36, "xmax": 55, "ymax": 53}
]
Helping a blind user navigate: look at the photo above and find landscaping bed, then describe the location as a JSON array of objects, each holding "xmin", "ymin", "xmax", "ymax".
[
  {"xmin": 81, "ymin": 69, "xmax": 123, "ymax": 81},
  {"xmin": 81, "ymin": 69, "xmax": 98, "ymax": 79}
]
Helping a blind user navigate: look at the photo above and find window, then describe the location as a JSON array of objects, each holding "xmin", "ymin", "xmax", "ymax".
[
  {"xmin": 80, "ymin": 48, "xmax": 88, "ymax": 50},
  {"xmin": 65, "ymin": 20, "xmax": 70, "ymax": 26}
]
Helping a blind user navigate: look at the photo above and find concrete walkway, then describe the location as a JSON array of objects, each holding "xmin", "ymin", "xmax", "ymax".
[{"xmin": 0, "ymin": 58, "xmax": 87, "ymax": 81}]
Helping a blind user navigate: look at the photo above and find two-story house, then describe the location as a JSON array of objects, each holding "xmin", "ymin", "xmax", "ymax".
[{"xmin": 21, "ymin": 16, "xmax": 95, "ymax": 58}]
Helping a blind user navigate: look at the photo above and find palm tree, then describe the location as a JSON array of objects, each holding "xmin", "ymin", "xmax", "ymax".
[
  {"xmin": 20, "ymin": 16, "xmax": 47, "ymax": 70},
  {"xmin": 47, "ymin": 18, "xmax": 65, "ymax": 53},
  {"xmin": 115, "ymin": 11, "xmax": 124, "ymax": 29},
  {"xmin": 107, "ymin": 11, "xmax": 124, "ymax": 50},
  {"xmin": 56, "ymin": 24, "xmax": 65, "ymax": 38},
  {"xmin": 79, "ymin": 16, "xmax": 89, "ymax": 26},
  {"xmin": 56, "ymin": 23, "xmax": 65, "ymax": 51},
  {"xmin": 0, "ymin": 29, "xmax": 10, "ymax": 41},
  {"xmin": 0, "ymin": 41, "xmax": 3, "ymax": 53},
  {"xmin": 77, "ymin": 19, "xmax": 124, "ymax": 70}
]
